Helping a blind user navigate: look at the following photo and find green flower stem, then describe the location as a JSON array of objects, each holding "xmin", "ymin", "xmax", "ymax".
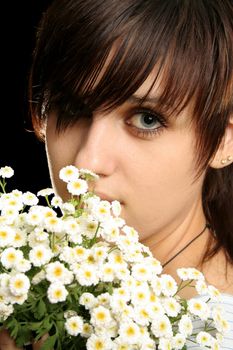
[
  {"xmin": 89, "ymin": 222, "xmax": 101, "ymax": 247},
  {"xmin": 45, "ymin": 196, "xmax": 52, "ymax": 208},
  {"xmin": 175, "ymin": 279, "xmax": 195, "ymax": 295},
  {"xmin": 0, "ymin": 179, "xmax": 6, "ymax": 193},
  {"xmin": 108, "ymin": 246, "xmax": 119, "ymax": 254}
]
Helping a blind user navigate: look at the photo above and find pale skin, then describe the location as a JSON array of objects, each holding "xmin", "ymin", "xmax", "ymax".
[{"xmin": 1, "ymin": 74, "xmax": 233, "ymax": 349}]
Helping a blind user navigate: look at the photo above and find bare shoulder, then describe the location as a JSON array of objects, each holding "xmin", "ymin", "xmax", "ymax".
[{"xmin": 202, "ymin": 250, "xmax": 233, "ymax": 295}]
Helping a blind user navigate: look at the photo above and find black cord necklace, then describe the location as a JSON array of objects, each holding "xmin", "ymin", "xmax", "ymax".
[{"xmin": 162, "ymin": 223, "xmax": 209, "ymax": 268}]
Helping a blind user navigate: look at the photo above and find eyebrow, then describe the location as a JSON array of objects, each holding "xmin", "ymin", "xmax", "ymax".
[{"xmin": 128, "ymin": 94, "xmax": 160, "ymax": 106}]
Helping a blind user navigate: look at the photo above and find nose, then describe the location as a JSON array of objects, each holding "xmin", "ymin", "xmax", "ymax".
[{"xmin": 74, "ymin": 115, "xmax": 118, "ymax": 176}]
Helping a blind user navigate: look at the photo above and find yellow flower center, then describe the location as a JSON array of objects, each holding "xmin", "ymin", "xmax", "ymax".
[
  {"xmin": 96, "ymin": 312, "xmax": 106, "ymax": 321},
  {"xmin": 54, "ymin": 290, "xmax": 62, "ymax": 298},
  {"xmin": 36, "ymin": 251, "xmax": 43, "ymax": 258},
  {"xmin": 85, "ymin": 271, "xmax": 92, "ymax": 278},
  {"xmin": 0, "ymin": 231, "xmax": 7, "ymax": 238},
  {"xmin": 7, "ymin": 253, "xmax": 16, "ymax": 261},
  {"xmin": 54, "ymin": 267, "xmax": 62, "ymax": 277},
  {"xmin": 126, "ymin": 327, "xmax": 135, "ymax": 337},
  {"xmin": 94, "ymin": 341, "xmax": 104, "ymax": 350},
  {"xmin": 14, "ymin": 280, "xmax": 23, "ymax": 289}
]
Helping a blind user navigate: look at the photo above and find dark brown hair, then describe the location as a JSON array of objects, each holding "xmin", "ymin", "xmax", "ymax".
[{"xmin": 29, "ymin": 0, "xmax": 233, "ymax": 263}]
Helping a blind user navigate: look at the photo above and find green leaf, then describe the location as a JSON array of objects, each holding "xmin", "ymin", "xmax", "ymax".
[
  {"xmin": 5, "ymin": 317, "xmax": 19, "ymax": 339},
  {"xmin": 40, "ymin": 334, "xmax": 57, "ymax": 350},
  {"xmin": 15, "ymin": 326, "xmax": 32, "ymax": 347},
  {"xmin": 36, "ymin": 299, "xmax": 47, "ymax": 319},
  {"xmin": 28, "ymin": 321, "xmax": 43, "ymax": 331}
]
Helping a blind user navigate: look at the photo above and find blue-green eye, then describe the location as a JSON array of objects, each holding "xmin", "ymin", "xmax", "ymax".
[
  {"xmin": 131, "ymin": 113, "xmax": 160, "ymax": 129},
  {"xmin": 125, "ymin": 109, "xmax": 167, "ymax": 139}
]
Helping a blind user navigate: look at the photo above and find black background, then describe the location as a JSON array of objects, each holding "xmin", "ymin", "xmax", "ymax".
[{"xmin": 1, "ymin": 1, "xmax": 52, "ymax": 193}]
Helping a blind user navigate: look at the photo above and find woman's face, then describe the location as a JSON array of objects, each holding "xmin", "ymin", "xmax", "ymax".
[{"xmin": 45, "ymin": 75, "xmax": 206, "ymax": 242}]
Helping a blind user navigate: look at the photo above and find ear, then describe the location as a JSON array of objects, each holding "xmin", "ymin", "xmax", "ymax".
[{"xmin": 209, "ymin": 115, "xmax": 233, "ymax": 169}]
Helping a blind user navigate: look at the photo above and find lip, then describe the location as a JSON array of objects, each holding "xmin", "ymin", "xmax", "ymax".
[{"xmin": 95, "ymin": 192, "xmax": 122, "ymax": 203}]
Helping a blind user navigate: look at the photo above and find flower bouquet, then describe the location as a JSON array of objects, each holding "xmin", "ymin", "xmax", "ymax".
[{"xmin": 0, "ymin": 165, "xmax": 229, "ymax": 350}]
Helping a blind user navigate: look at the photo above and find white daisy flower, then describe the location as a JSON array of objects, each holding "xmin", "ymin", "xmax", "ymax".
[
  {"xmin": 1, "ymin": 247, "xmax": 23, "ymax": 269},
  {"xmin": 163, "ymin": 297, "xmax": 181, "ymax": 317},
  {"xmin": 59, "ymin": 165, "xmax": 79, "ymax": 183},
  {"xmin": 59, "ymin": 246, "xmax": 76, "ymax": 264},
  {"xmin": 80, "ymin": 293, "xmax": 97, "ymax": 310},
  {"xmin": 0, "ymin": 166, "xmax": 14, "ymax": 178},
  {"xmin": 1, "ymin": 207, "xmax": 19, "ymax": 222},
  {"xmin": 110, "ymin": 295, "xmax": 128, "ymax": 315},
  {"xmin": 113, "ymin": 287, "xmax": 130, "ymax": 302},
  {"xmin": 0, "ymin": 303, "xmax": 14, "ymax": 321},
  {"xmin": 172, "ymin": 333, "xmax": 186, "ymax": 349},
  {"xmin": 195, "ymin": 279, "xmax": 208, "ymax": 295},
  {"xmin": 208, "ymin": 285, "xmax": 221, "ymax": 301},
  {"xmin": 3, "ymin": 196, "xmax": 24, "ymax": 211},
  {"xmin": 101, "ymin": 220, "xmax": 120, "ymax": 242},
  {"xmin": 29, "ymin": 245, "xmax": 53, "ymax": 267},
  {"xmin": 51, "ymin": 195, "xmax": 63, "ymax": 208},
  {"xmin": 0, "ymin": 273, "xmax": 10, "ymax": 288},
  {"xmin": 37, "ymin": 188, "xmax": 54, "ymax": 197},
  {"xmin": 0, "ymin": 226, "xmax": 15, "ymax": 247},
  {"xmin": 9, "ymin": 273, "xmax": 30, "ymax": 296},
  {"xmin": 44, "ymin": 216, "xmax": 63, "ymax": 233},
  {"xmin": 31, "ymin": 270, "xmax": 46, "ymax": 285},
  {"xmin": 26, "ymin": 208, "xmax": 43, "ymax": 226},
  {"xmin": 151, "ymin": 315, "xmax": 173, "ymax": 338},
  {"xmin": 100, "ymin": 263, "xmax": 115, "ymax": 282},
  {"xmin": 187, "ymin": 298, "xmax": 210, "ymax": 320},
  {"xmin": 176, "ymin": 268, "xmax": 190, "ymax": 281},
  {"xmin": 73, "ymin": 246, "xmax": 88, "ymax": 262},
  {"xmin": 22, "ymin": 192, "xmax": 39, "ymax": 206},
  {"xmin": 47, "ymin": 282, "xmax": 68, "ymax": 303},
  {"xmin": 11, "ymin": 228, "xmax": 27, "ymax": 248},
  {"xmin": 75, "ymin": 264, "xmax": 99, "ymax": 286},
  {"xmin": 16, "ymin": 259, "xmax": 31, "ymax": 273},
  {"xmin": 133, "ymin": 306, "xmax": 151, "ymax": 326},
  {"xmin": 187, "ymin": 268, "xmax": 204, "ymax": 281},
  {"xmin": 91, "ymin": 306, "xmax": 113, "ymax": 327},
  {"xmin": 86, "ymin": 333, "xmax": 113, "ymax": 350},
  {"xmin": 8, "ymin": 293, "xmax": 28, "ymax": 305},
  {"xmin": 81, "ymin": 323, "xmax": 93, "ymax": 338},
  {"xmin": 131, "ymin": 263, "xmax": 152, "ymax": 282},
  {"xmin": 96, "ymin": 293, "xmax": 111, "ymax": 307},
  {"xmin": 92, "ymin": 201, "xmax": 111, "ymax": 222},
  {"xmin": 119, "ymin": 321, "xmax": 141, "ymax": 345},
  {"xmin": 67, "ymin": 179, "xmax": 88, "ymax": 196},
  {"xmin": 93, "ymin": 246, "xmax": 108, "ymax": 263},
  {"xmin": 196, "ymin": 331, "xmax": 212, "ymax": 347},
  {"xmin": 131, "ymin": 285, "xmax": 150, "ymax": 306},
  {"xmin": 158, "ymin": 338, "xmax": 172, "ymax": 350},
  {"xmin": 28, "ymin": 231, "xmax": 49, "ymax": 248},
  {"xmin": 160, "ymin": 274, "xmax": 178, "ymax": 296},
  {"xmin": 178, "ymin": 314, "xmax": 193, "ymax": 336},
  {"xmin": 212, "ymin": 307, "xmax": 230, "ymax": 334},
  {"xmin": 122, "ymin": 225, "xmax": 139, "ymax": 242},
  {"xmin": 61, "ymin": 202, "xmax": 76, "ymax": 214},
  {"xmin": 33, "ymin": 227, "xmax": 49, "ymax": 242},
  {"xmin": 65, "ymin": 315, "xmax": 84, "ymax": 336},
  {"xmin": 111, "ymin": 200, "xmax": 121, "ymax": 217},
  {"xmin": 46, "ymin": 262, "xmax": 73, "ymax": 284},
  {"xmin": 150, "ymin": 301, "xmax": 165, "ymax": 318}
]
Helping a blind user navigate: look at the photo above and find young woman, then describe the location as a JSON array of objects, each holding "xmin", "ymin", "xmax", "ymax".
[{"xmin": 1, "ymin": 0, "xmax": 233, "ymax": 349}]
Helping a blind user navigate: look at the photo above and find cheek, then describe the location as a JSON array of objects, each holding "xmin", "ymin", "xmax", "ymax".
[
  {"xmin": 123, "ymin": 135, "xmax": 202, "ymax": 233},
  {"xmin": 46, "ymin": 129, "xmax": 76, "ymax": 200}
]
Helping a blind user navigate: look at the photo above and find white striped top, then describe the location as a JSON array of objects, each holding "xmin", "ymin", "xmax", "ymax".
[{"xmin": 187, "ymin": 294, "xmax": 233, "ymax": 349}]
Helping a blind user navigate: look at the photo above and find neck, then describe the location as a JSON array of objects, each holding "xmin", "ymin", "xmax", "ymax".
[{"xmin": 141, "ymin": 200, "xmax": 209, "ymax": 271}]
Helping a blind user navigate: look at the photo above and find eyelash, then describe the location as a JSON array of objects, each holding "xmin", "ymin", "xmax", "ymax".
[{"xmin": 125, "ymin": 107, "xmax": 168, "ymax": 139}]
